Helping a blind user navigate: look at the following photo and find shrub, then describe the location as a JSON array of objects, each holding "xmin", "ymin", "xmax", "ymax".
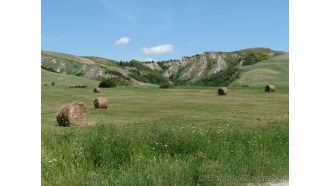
[
  {"xmin": 99, "ymin": 79, "xmax": 117, "ymax": 88},
  {"xmin": 195, "ymin": 66, "xmax": 240, "ymax": 87},
  {"xmin": 160, "ymin": 82, "xmax": 173, "ymax": 89},
  {"xmin": 41, "ymin": 66, "xmax": 58, "ymax": 73},
  {"xmin": 76, "ymin": 71, "xmax": 84, "ymax": 76}
]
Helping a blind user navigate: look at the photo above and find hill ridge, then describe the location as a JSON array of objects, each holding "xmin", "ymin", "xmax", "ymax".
[{"xmin": 41, "ymin": 48, "xmax": 288, "ymax": 87}]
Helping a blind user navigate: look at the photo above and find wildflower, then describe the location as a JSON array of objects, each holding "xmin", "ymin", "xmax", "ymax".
[{"xmin": 48, "ymin": 158, "xmax": 56, "ymax": 163}]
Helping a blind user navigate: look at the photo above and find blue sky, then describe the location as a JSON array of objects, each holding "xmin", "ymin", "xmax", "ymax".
[{"xmin": 42, "ymin": 0, "xmax": 288, "ymax": 61}]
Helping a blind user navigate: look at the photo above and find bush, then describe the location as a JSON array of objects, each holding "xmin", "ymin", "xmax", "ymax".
[
  {"xmin": 194, "ymin": 66, "xmax": 240, "ymax": 87},
  {"xmin": 160, "ymin": 82, "xmax": 173, "ymax": 89},
  {"xmin": 99, "ymin": 79, "xmax": 117, "ymax": 88},
  {"xmin": 41, "ymin": 66, "xmax": 58, "ymax": 73}
]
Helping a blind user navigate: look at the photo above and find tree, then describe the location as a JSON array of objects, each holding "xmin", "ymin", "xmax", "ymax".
[{"xmin": 99, "ymin": 79, "xmax": 117, "ymax": 88}]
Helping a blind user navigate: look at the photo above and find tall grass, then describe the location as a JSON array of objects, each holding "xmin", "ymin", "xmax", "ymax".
[
  {"xmin": 42, "ymin": 122, "xmax": 288, "ymax": 185},
  {"xmin": 42, "ymin": 86, "xmax": 288, "ymax": 185}
]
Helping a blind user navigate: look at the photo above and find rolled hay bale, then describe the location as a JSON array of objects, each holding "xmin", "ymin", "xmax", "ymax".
[
  {"xmin": 69, "ymin": 84, "xmax": 88, "ymax": 88},
  {"xmin": 94, "ymin": 88, "xmax": 101, "ymax": 93},
  {"xmin": 56, "ymin": 102, "xmax": 89, "ymax": 126},
  {"xmin": 218, "ymin": 87, "xmax": 228, "ymax": 95},
  {"xmin": 265, "ymin": 84, "xmax": 275, "ymax": 92},
  {"xmin": 94, "ymin": 97, "xmax": 108, "ymax": 109}
]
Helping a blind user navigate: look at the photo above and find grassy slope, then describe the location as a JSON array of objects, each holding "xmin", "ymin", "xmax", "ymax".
[
  {"xmin": 42, "ymin": 51, "xmax": 133, "ymax": 76},
  {"xmin": 41, "ymin": 69, "xmax": 100, "ymax": 87},
  {"xmin": 229, "ymin": 54, "xmax": 289, "ymax": 88},
  {"xmin": 42, "ymin": 52, "xmax": 157, "ymax": 86},
  {"xmin": 42, "ymin": 70, "xmax": 288, "ymax": 185},
  {"xmin": 42, "ymin": 51, "xmax": 96, "ymax": 65},
  {"xmin": 82, "ymin": 56, "xmax": 131, "ymax": 76}
]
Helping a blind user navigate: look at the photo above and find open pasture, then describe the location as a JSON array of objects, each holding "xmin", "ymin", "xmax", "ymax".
[{"xmin": 42, "ymin": 85, "xmax": 288, "ymax": 185}]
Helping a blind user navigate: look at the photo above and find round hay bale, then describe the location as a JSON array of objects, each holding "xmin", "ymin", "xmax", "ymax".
[
  {"xmin": 94, "ymin": 97, "xmax": 108, "ymax": 109},
  {"xmin": 265, "ymin": 84, "xmax": 275, "ymax": 92},
  {"xmin": 56, "ymin": 102, "xmax": 89, "ymax": 126},
  {"xmin": 94, "ymin": 88, "xmax": 101, "ymax": 93},
  {"xmin": 218, "ymin": 87, "xmax": 228, "ymax": 95}
]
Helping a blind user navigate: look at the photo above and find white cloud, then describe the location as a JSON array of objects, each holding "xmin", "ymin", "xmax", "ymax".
[
  {"xmin": 143, "ymin": 57, "xmax": 157, "ymax": 62},
  {"xmin": 141, "ymin": 44, "xmax": 174, "ymax": 54},
  {"xmin": 115, "ymin": 37, "xmax": 130, "ymax": 45}
]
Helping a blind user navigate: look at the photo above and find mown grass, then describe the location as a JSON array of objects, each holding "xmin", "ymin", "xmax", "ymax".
[{"xmin": 42, "ymin": 85, "xmax": 288, "ymax": 185}]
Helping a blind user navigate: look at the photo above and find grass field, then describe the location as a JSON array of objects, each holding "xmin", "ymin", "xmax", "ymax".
[
  {"xmin": 230, "ymin": 54, "xmax": 289, "ymax": 88},
  {"xmin": 42, "ymin": 76, "xmax": 289, "ymax": 185}
]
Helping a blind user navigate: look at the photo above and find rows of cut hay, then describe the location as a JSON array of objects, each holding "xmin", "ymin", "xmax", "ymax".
[
  {"xmin": 218, "ymin": 87, "xmax": 228, "ymax": 95},
  {"xmin": 94, "ymin": 97, "xmax": 108, "ymax": 109},
  {"xmin": 56, "ymin": 102, "xmax": 89, "ymax": 126},
  {"xmin": 230, "ymin": 54, "xmax": 289, "ymax": 88},
  {"xmin": 94, "ymin": 88, "xmax": 101, "ymax": 93},
  {"xmin": 69, "ymin": 84, "xmax": 88, "ymax": 88}
]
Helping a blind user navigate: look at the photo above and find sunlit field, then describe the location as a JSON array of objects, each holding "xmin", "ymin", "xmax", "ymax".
[{"xmin": 42, "ymin": 85, "xmax": 288, "ymax": 185}]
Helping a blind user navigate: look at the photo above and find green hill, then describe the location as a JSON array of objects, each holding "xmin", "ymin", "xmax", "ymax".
[
  {"xmin": 42, "ymin": 49, "xmax": 288, "ymax": 88},
  {"xmin": 229, "ymin": 54, "xmax": 289, "ymax": 87},
  {"xmin": 42, "ymin": 51, "xmax": 165, "ymax": 86},
  {"xmin": 41, "ymin": 68, "xmax": 157, "ymax": 87},
  {"xmin": 41, "ymin": 69, "xmax": 100, "ymax": 87}
]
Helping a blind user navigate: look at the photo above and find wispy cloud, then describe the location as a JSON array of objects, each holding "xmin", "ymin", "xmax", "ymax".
[
  {"xmin": 157, "ymin": 16, "xmax": 173, "ymax": 31},
  {"xmin": 115, "ymin": 36, "xmax": 131, "ymax": 45},
  {"xmin": 121, "ymin": 12, "xmax": 137, "ymax": 24},
  {"xmin": 186, "ymin": 38, "xmax": 205, "ymax": 46},
  {"xmin": 141, "ymin": 44, "xmax": 174, "ymax": 54},
  {"xmin": 100, "ymin": 0, "xmax": 138, "ymax": 24}
]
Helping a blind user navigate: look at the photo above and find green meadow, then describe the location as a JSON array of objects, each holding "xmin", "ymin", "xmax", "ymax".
[
  {"xmin": 42, "ymin": 70, "xmax": 288, "ymax": 185},
  {"xmin": 230, "ymin": 54, "xmax": 289, "ymax": 88}
]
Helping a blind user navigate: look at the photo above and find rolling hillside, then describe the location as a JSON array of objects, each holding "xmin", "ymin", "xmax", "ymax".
[
  {"xmin": 229, "ymin": 54, "xmax": 289, "ymax": 87},
  {"xmin": 41, "ymin": 69, "xmax": 100, "ymax": 87},
  {"xmin": 41, "ymin": 48, "xmax": 288, "ymax": 87}
]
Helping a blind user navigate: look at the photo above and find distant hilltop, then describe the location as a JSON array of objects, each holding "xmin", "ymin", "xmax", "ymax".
[{"xmin": 41, "ymin": 47, "xmax": 288, "ymax": 87}]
